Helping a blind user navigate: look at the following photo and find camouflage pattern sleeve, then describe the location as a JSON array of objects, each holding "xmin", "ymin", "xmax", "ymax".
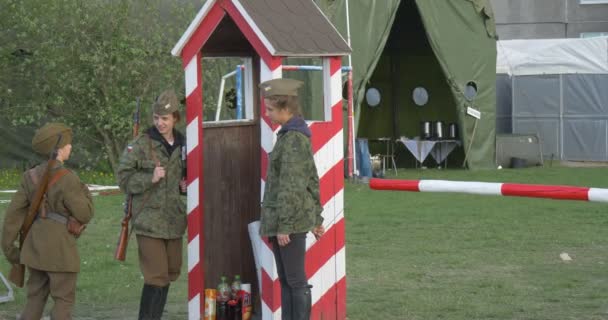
[
  {"xmin": 1, "ymin": 174, "xmax": 30, "ymax": 264},
  {"xmin": 62, "ymin": 174, "xmax": 94, "ymax": 224},
  {"xmin": 116, "ymin": 137, "xmax": 155, "ymax": 195},
  {"xmin": 311, "ymin": 174, "xmax": 323, "ymax": 226},
  {"xmin": 275, "ymin": 134, "xmax": 312, "ymax": 234}
]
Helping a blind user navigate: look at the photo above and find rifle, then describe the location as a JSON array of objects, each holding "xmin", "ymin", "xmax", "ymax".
[
  {"xmin": 9, "ymin": 135, "xmax": 62, "ymax": 287},
  {"xmin": 115, "ymin": 97, "xmax": 141, "ymax": 261}
]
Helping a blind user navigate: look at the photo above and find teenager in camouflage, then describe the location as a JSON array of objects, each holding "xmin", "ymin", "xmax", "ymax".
[
  {"xmin": 259, "ymin": 78, "xmax": 325, "ymax": 320},
  {"xmin": 116, "ymin": 90, "xmax": 187, "ymax": 320},
  {"xmin": 1, "ymin": 123, "xmax": 94, "ymax": 320}
]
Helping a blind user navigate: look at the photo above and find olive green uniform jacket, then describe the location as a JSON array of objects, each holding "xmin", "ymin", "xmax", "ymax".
[
  {"xmin": 261, "ymin": 131, "xmax": 323, "ymax": 236},
  {"xmin": 1, "ymin": 162, "xmax": 94, "ymax": 272},
  {"xmin": 116, "ymin": 132, "xmax": 187, "ymax": 239}
]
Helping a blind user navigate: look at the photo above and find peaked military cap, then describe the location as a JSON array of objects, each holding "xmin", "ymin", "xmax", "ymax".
[
  {"xmin": 259, "ymin": 78, "xmax": 304, "ymax": 97},
  {"xmin": 32, "ymin": 123, "xmax": 72, "ymax": 155},
  {"xmin": 153, "ymin": 89, "xmax": 180, "ymax": 115}
]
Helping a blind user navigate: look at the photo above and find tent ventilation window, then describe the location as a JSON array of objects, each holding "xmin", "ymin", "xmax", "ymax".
[
  {"xmin": 412, "ymin": 87, "xmax": 429, "ymax": 106},
  {"xmin": 365, "ymin": 87, "xmax": 381, "ymax": 108},
  {"xmin": 464, "ymin": 81, "xmax": 478, "ymax": 101}
]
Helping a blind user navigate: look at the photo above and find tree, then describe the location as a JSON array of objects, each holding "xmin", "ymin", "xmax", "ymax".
[{"xmin": 0, "ymin": 0, "xmax": 198, "ymax": 172}]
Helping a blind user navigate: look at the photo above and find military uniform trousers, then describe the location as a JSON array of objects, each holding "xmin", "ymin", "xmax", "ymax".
[
  {"xmin": 137, "ymin": 235, "xmax": 182, "ymax": 287},
  {"xmin": 20, "ymin": 267, "xmax": 77, "ymax": 320}
]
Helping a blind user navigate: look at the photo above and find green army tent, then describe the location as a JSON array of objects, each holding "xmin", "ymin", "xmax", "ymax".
[{"xmin": 318, "ymin": 0, "xmax": 497, "ymax": 169}]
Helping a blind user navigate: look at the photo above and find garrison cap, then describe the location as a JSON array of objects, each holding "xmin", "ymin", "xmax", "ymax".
[
  {"xmin": 153, "ymin": 89, "xmax": 179, "ymax": 115},
  {"xmin": 32, "ymin": 123, "xmax": 72, "ymax": 155},
  {"xmin": 259, "ymin": 78, "xmax": 303, "ymax": 97}
]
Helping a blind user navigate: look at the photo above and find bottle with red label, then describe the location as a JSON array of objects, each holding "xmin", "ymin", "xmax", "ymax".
[{"xmin": 230, "ymin": 275, "xmax": 242, "ymax": 300}]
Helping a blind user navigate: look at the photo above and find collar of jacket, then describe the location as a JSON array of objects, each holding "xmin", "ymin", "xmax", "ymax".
[
  {"xmin": 146, "ymin": 127, "xmax": 184, "ymax": 154},
  {"xmin": 277, "ymin": 116, "xmax": 311, "ymax": 138}
]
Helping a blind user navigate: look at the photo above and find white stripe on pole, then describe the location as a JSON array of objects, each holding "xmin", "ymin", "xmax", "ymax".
[
  {"xmin": 187, "ymin": 235, "xmax": 200, "ymax": 272},
  {"xmin": 185, "ymin": 57, "xmax": 198, "ymax": 97},
  {"xmin": 419, "ymin": 180, "xmax": 503, "ymax": 195},
  {"xmin": 187, "ymin": 178, "xmax": 199, "ymax": 213},
  {"xmin": 186, "ymin": 117, "xmax": 199, "ymax": 156},
  {"xmin": 588, "ymin": 188, "xmax": 608, "ymax": 202},
  {"xmin": 188, "ymin": 294, "xmax": 201, "ymax": 320}
]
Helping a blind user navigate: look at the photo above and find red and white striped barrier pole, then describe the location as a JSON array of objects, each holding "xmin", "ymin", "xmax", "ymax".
[{"xmin": 370, "ymin": 178, "xmax": 608, "ymax": 203}]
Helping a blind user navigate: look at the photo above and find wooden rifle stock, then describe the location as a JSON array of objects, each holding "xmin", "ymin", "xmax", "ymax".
[{"xmin": 114, "ymin": 196, "xmax": 132, "ymax": 261}]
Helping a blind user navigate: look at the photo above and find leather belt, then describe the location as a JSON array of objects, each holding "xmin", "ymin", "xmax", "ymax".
[{"xmin": 37, "ymin": 212, "xmax": 68, "ymax": 225}]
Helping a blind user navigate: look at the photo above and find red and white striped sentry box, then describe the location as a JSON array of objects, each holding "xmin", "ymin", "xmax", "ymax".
[{"xmin": 171, "ymin": 1, "xmax": 349, "ymax": 319}]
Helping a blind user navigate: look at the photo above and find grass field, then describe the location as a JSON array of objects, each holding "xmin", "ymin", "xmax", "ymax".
[{"xmin": 2, "ymin": 166, "xmax": 608, "ymax": 319}]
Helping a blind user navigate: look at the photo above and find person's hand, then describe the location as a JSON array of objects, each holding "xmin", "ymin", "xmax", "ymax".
[
  {"xmin": 179, "ymin": 179, "xmax": 187, "ymax": 193},
  {"xmin": 312, "ymin": 225, "xmax": 325, "ymax": 240},
  {"xmin": 152, "ymin": 166, "xmax": 165, "ymax": 183},
  {"xmin": 277, "ymin": 233, "xmax": 290, "ymax": 247}
]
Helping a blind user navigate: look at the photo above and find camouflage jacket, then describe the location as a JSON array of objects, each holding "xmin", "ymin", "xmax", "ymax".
[
  {"xmin": 1, "ymin": 162, "xmax": 94, "ymax": 272},
  {"xmin": 260, "ymin": 130, "xmax": 323, "ymax": 236},
  {"xmin": 116, "ymin": 129, "xmax": 186, "ymax": 239}
]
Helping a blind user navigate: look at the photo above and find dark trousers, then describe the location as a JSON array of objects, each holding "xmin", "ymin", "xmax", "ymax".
[{"xmin": 271, "ymin": 233, "xmax": 308, "ymax": 290}]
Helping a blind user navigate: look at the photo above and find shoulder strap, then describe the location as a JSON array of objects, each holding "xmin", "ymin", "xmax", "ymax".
[
  {"xmin": 28, "ymin": 167, "xmax": 70, "ymax": 190},
  {"xmin": 48, "ymin": 168, "xmax": 70, "ymax": 188}
]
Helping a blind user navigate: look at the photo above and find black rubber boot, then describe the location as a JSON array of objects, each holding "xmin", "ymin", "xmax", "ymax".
[
  {"xmin": 157, "ymin": 284, "xmax": 170, "ymax": 317},
  {"xmin": 138, "ymin": 284, "xmax": 168, "ymax": 320},
  {"xmin": 281, "ymin": 283, "xmax": 293, "ymax": 320},
  {"xmin": 291, "ymin": 285, "xmax": 312, "ymax": 320}
]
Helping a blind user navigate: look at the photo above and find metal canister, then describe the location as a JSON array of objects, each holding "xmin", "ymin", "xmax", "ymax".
[
  {"xmin": 448, "ymin": 123, "xmax": 458, "ymax": 139},
  {"xmin": 421, "ymin": 121, "xmax": 432, "ymax": 140},
  {"xmin": 435, "ymin": 121, "xmax": 444, "ymax": 140}
]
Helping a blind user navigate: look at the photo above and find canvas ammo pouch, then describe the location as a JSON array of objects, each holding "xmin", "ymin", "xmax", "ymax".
[{"xmin": 28, "ymin": 168, "xmax": 86, "ymax": 237}]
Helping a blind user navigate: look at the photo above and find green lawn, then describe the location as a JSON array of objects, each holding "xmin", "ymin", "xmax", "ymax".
[{"xmin": 1, "ymin": 166, "xmax": 608, "ymax": 319}]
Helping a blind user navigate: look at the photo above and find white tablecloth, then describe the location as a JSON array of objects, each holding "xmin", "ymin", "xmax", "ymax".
[{"xmin": 399, "ymin": 138, "xmax": 461, "ymax": 165}]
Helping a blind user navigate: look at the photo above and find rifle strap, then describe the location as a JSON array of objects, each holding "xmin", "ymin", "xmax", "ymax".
[
  {"xmin": 27, "ymin": 167, "xmax": 70, "ymax": 219},
  {"xmin": 28, "ymin": 167, "xmax": 69, "ymax": 190}
]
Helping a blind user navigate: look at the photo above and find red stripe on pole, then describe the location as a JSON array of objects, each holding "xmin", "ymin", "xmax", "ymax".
[
  {"xmin": 319, "ymin": 160, "xmax": 344, "ymax": 206},
  {"xmin": 261, "ymin": 269, "xmax": 282, "ymax": 313},
  {"xmin": 329, "ymin": 56, "xmax": 342, "ymax": 76},
  {"xmin": 305, "ymin": 218, "xmax": 345, "ymax": 277},
  {"xmin": 370, "ymin": 178, "xmax": 421, "ymax": 192},
  {"xmin": 310, "ymin": 278, "xmax": 345, "ymax": 320},
  {"xmin": 186, "ymin": 210, "xmax": 200, "ymax": 243},
  {"xmin": 501, "ymin": 183, "xmax": 590, "ymax": 201},
  {"xmin": 335, "ymin": 275, "xmax": 347, "ymax": 320},
  {"xmin": 182, "ymin": 3, "xmax": 225, "ymax": 67},
  {"xmin": 310, "ymin": 102, "xmax": 342, "ymax": 153},
  {"xmin": 187, "ymin": 262, "xmax": 203, "ymax": 300}
]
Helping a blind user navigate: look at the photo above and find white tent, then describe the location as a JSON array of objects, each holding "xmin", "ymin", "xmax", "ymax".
[
  {"xmin": 497, "ymin": 36, "xmax": 608, "ymax": 75},
  {"xmin": 496, "ymin": 37, "xmax": 608, "ymax": 161}
]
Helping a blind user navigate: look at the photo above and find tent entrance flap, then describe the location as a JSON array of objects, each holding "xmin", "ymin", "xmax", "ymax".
[{"xmin": 318, "ymin": 0, "xmax": 497, "ymax": 169}]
